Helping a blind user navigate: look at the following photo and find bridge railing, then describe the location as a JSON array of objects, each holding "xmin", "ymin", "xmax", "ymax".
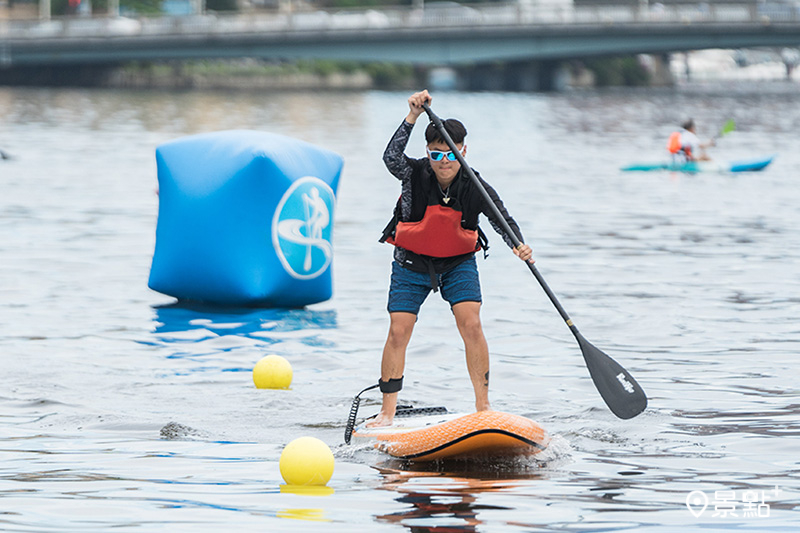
[{"xmin": 2, "ymin": 2, "xmax": 798, "ymax": 40}]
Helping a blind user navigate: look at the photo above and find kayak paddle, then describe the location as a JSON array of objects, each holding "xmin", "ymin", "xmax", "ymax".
[
  {"xmin": 714, "ymin": 119, "xmax": 736, "ymax": 141},
  {"xmin": 720, "ymin": 119, "xmax": 736, "ymax": 136},
  {"xmin": 422, "ymin": 102, "xmax": 647, "ymax": 420}
]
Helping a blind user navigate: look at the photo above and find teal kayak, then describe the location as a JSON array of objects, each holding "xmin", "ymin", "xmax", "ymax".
[{"xmin": 621, "ymin": 154, "xmax": 775, "ymax": 173}]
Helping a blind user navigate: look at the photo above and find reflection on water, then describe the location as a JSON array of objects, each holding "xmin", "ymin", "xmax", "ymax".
[
  {"xmin": 375, "ymin": 467, "xmax": 550, "ymax": 532},
  {"xmin": 379, "ymin": 470, "xmax": 509, "ymax": 532},
  {"xmin": 152, "ymin": 302, "xmax": 338, "ymax": 344},
  {"xmin": 368, "ymin": 438, "xmax": 572, "ymax": 532},
  {"xmin": 276, "ymin": 507, "xmax": 331, "ymax": 522},
  {"xmin": 379, "ymin": 490, "xmax": 485, "ymax": 531}
]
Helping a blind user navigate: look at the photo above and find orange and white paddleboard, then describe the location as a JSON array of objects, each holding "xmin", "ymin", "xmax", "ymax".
[{"xmin": 352, "ymin": 408, "xmax": 549, "ymax": 461}]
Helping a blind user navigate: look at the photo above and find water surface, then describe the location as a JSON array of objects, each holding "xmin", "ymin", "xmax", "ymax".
[{"xmin": 1, "ymin": 85, "xmax": 799, "ymax": 531}]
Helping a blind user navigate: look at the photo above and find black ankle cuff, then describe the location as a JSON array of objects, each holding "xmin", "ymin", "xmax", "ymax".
[{"xmin": 378, "ymin": 376, "xmax": 403, "ymax": 393}]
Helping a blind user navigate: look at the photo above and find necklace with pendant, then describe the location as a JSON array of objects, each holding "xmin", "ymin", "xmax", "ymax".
[{"xmin": 438, "ymin": 182, "xmax": 451, "ymax": 204}]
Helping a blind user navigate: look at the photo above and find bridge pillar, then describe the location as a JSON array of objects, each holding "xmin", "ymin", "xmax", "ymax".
[
  {"xmin": 506, "ymin": 60, "xmax": 561, "ymax": 92},
  {"xmin": 781, "ymin": 48, "xmax": 800, "ymax": 80},
  {"xmin": 457, "ymin": 60, "xmax": 562, "ymax": 92},
  {"xmin": 459, "ymin": 63, "xmax": 506, "ymax": 91},
  {"xmin": 649, "ymin": 54, "xmax": 675, "ymax": 86}
]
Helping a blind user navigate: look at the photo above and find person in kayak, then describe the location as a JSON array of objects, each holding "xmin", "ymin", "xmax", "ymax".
[
  {"xmin": 667, "ymin": 119, "xmax": 714, "ymax": 163},
  {"xmin": 367, "ymin": 89, "xmax": 533, "ymax": 428}
]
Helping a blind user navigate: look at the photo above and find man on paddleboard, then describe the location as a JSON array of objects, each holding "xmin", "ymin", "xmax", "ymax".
[{"xmin": 367, "ymin": 90, "xmax": 533, "ymax": 428}]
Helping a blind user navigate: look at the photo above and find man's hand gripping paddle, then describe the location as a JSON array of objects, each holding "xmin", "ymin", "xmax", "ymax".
[{"xmin": 422, "ymin": 102, "xmax": 647, "ymax": 420}]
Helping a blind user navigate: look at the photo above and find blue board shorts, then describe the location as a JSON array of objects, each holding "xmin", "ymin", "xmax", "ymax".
[{"xmin": 387, "ymin": 256, "xmax": 482, "ymax": 314}]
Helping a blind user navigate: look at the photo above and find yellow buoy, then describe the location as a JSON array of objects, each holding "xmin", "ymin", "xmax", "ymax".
[
  {"xmin": 279, "ymin": 437, "xmax": 334, "ymax": 486},
  {"xmin": 253, "ymin": 354, "xmax": 293, "ymax": 389}
]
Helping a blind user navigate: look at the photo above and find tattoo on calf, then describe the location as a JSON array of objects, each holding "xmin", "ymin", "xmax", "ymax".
[{"xmin": 484, "ymin": 371, "xmax": 489, "ymax": 387}]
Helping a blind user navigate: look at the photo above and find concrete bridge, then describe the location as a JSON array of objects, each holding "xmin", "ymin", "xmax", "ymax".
[{"xmin": 2, "ymin": 2, "xmax": 800, "ymax": 88}]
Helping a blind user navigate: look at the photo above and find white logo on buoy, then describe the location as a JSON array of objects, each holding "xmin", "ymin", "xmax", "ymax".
[
  {"xmin": 616, "ymin": 372, "xmax": 635, "ymax": 394},
  {"xmin": 272, "ymin": 177, "xmax": 335, "ymax": 280}
]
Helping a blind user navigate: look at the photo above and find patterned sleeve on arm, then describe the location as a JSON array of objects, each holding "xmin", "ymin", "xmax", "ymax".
[{"xmin": 383, "ymin": 120, "xmax": 415, "ymax": 182}]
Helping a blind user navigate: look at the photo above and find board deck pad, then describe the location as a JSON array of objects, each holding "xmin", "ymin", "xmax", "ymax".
[{"xmin": 353, "ymin": 409, "xmax": 549, "ymax": 461}]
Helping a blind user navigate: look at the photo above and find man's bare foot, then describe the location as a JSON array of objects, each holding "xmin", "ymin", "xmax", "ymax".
[
  {"xmin": 365, "ymin": 411, "xmax": 395, "ymax": 428},
  {"xmin": 476, "ymin": 401, "xmax": 491, "ymax": 412}
]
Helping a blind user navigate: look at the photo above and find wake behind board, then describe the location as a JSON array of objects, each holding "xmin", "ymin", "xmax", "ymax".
[{"xmin": 352, "ymin": 408, "xmax": 549, "ymax": 462}]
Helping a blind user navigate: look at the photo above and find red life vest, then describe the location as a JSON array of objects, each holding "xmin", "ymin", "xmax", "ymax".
[
  {"xmin": 667, "ymin": 131, "xmax": 693, "ymax": 159},
  {"xmin": 667, "ymin": 132, "xmax": 682, "ymax": 154},
  {"xmin": 385, "ymin": 203, "xmax": 480, "ymax": 258}
]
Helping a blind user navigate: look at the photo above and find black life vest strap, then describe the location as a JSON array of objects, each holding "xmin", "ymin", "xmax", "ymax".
[
  {"xmin": 423, "ymin": 258, "xmax": 439, "ymax": 293},
  {"xmin": 378, "ymin": 376, "xmax": 404, "ymax": 393},
  {"xmin": 379, "ymin": 202, "xmax": 400, "ymax": 243},
  {"xmin": 477, "ymin": 226, "xmax": 490, "ymax": 259}
]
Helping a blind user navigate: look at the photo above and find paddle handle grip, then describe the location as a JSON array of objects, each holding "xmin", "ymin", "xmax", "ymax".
[{"xmin": 422, "ymin": 103, "xmax": 578, "ymax": 333}]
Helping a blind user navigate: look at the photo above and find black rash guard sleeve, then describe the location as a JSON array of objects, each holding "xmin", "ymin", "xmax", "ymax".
[
  {"xmin": 383, "ymin": 120, "xmax": 418, "ymax": 221},
  {"xmin": 383, "ymin": 120, "xmax": 414, "ymax": 179}
]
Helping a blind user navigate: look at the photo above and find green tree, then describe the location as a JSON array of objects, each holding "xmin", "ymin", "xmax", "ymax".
[{"xmin": 585, "ymin": 56, "xmax": 650, "ymax": 87}]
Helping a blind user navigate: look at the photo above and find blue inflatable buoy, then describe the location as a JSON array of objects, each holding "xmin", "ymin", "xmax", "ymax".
[{"xmin": 148, "ymin": 130, "xmax": 343, "ymax": 307}]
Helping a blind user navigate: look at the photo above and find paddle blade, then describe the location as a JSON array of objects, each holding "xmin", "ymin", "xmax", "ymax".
[
  {"xmin": 576, "ymin": 333, "xmax": 647, "ymax": 419},
  {"xmin": 719, "ymin": 119, "xmax": 736, "ymax": 137}
]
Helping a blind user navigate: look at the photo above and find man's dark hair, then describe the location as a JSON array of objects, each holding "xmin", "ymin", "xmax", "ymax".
[
  {"xmin": 682, "ymin": 119, "xmax": 695, "ymax": 131},
  {"xmin": 425, "ymin": 118, "xmax": 467, "ymax": 144}
]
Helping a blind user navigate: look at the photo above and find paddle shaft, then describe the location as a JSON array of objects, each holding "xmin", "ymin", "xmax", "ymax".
[{"xmin": 422, "ymin": 103, "xmax": 577, "ymax": 335}]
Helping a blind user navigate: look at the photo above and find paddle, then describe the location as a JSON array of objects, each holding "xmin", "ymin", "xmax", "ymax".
[
  {"xmin": 718, "ymin": 119, "xmax": 736, "ymax": 139},
  {"xmin": 711, "ymin": 119, "xmax": 736, "ymax": 145},
  {"xmin": 422, "ymin": 102, "xmax": 647, "ymax": 420}
]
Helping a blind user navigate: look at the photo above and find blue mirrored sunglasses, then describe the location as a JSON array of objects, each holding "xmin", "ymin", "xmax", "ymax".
[{"xmin": 426, "ymin": 146, "xmax": 465, "ymax": 162}]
